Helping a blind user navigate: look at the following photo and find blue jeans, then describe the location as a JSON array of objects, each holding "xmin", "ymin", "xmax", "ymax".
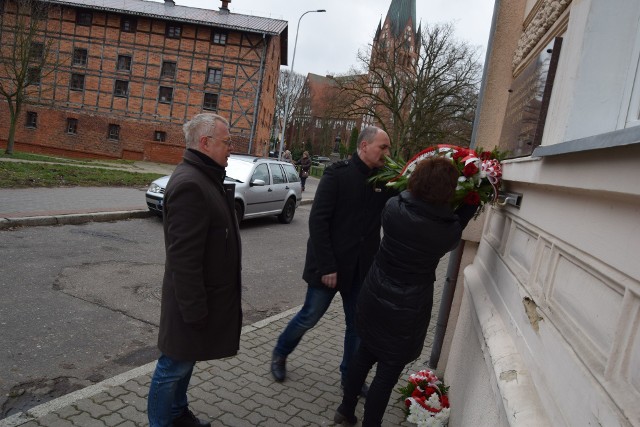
[
  {"xmin": 147, "ymin": 354, "xmax": 195, "ymax": 427},
  {"xmin": 274, "ymin": 281, "xmax": 361, "ymax": 380}
]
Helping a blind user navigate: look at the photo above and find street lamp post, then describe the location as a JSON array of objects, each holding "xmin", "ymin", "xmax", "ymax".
[{"xmin": 278, "ymin": 9, "xmax": 326, "ymax": 161}]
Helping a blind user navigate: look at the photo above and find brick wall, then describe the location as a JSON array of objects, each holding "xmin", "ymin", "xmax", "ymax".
[{"xmin": 0, "ymin": 2, "xmax": 281, "ymax": 163}]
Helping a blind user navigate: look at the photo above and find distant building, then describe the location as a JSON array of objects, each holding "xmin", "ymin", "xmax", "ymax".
[
  {"xmin": 363, "ymin": 0, "xmax": 419, "ymax": 130},
  {"xmin": 285, "ymin": 0, "xmax": 418, "ymax": 157},
  {"xmin": 0, "ymin": 0, "xmax": 287, "ymax": 163},
  {"xmin": 287, "ymin": 73, "xmax": 359, "ymax": 156}
]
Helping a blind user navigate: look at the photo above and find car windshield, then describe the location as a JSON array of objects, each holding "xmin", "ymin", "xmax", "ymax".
[{"xmin": 224, "ymin": 158, "xmax": 253, "ymax": 183}]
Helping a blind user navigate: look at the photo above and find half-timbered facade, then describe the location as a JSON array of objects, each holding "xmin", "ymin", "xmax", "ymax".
[{"xmin": 0, "ymin": 0, "xmax": 287, "ymax": 162}]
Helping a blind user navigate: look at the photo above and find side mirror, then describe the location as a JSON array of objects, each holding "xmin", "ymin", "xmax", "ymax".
[{"xmin": 250, "ymin": 179, "xmax": 266, "ymax": 187}]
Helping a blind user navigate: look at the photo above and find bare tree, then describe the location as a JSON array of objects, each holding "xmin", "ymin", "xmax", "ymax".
[
  {"xmin": 332, "ymin": 23, "xmax": 482, "ymax": 157},
  {"xmin": 0, "ymin": 0, "xmax": 63, "ymax": 155},
  {"xmin": 270, "ymin": 69, "xmax": 306, "ymax": 148}
]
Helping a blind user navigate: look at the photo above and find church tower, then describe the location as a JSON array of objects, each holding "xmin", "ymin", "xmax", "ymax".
[{"xmin": 364, "ymin": 0, "xmax": 420, "ymax": 129}]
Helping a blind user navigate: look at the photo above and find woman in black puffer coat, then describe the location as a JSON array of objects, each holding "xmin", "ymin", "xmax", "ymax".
[{"xmin": 334, "ymin": 157, "xmax": 478, "ymax": 427}]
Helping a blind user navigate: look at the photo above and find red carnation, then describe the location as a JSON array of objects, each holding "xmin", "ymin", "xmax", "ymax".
[
  {"xmin": 411, "ymin": 388, "xmax": 424, "ymax": 399},
  {"xmin": 480, "ymin": 151, "xmax": 492, "ymax": 160},
  {"xmin": 464, "ymin": 191, "xmax": 481, "ymax": 205},
  {"xmin": 462, "ymin": 162, "xmax": 479, "ymax": 177},
  {"xmin": 441, "ymin": 395, "xmax": 450, "ymax": 408},
  {"xmin": 424, "ymin": 386, "xmax": 437, "ymax": 397},
  {"xmin": 405, "ymin": 398, "xmax": 412, "ymax": 408},
  {"xmin": 452, "ymin": 149, "xmax": 468, "ymax": 161}
]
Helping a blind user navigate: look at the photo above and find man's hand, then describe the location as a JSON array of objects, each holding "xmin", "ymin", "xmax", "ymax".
[{"xmin": 321, "ymin": 272, "xmax": 337, "ymax": 289}]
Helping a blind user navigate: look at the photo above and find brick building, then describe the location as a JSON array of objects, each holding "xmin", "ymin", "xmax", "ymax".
[
  {"xmin": 287, "ymin": 73, "xmax": 359, "ymax": 157},
  {"xmin": 0, "ymin": 0, "xmax": 288, "ymax": 163}
]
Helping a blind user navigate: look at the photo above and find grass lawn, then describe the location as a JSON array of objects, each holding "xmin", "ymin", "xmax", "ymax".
[{"xmin": 0, "ymin": 151, "xmax": 163, "ymax": 188}]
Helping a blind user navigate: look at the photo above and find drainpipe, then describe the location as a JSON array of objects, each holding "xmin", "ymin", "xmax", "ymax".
[
  {"xmin": 428, "ymin": 0, "xmax": 501, "ymax": 370},
  {"xmin": 428, "ymin": 240, "xmax": 465, "ymax": 368},
  {"xmin": 248, "ymin": 33, "xmax": 267, "ymax": 154}
]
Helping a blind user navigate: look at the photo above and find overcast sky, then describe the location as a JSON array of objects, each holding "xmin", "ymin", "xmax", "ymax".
[{"xmin": 170, "ymin": 0, "xmax": 496, "ymax": 77}]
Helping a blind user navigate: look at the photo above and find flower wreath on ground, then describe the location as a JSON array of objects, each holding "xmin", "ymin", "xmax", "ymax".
[
  {"xmin": 370, "ymin": 144, "xmax": 505, "ymax": 217},
  {"xmin": 398, "ymin": 369, "xmax": 450, "ymax": 427}
]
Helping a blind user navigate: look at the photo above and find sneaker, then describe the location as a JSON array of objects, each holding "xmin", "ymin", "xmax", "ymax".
[
  {"xmin": 333, "ymin": 404, "xmax": 357, "ymax": 425},
  {"xmin": 271, "ymin": 350, "xmax": 287, "ymax": 382},
  {"xmin": 172, "ymin": 408, "xmax": 211, "ymax": 427}
]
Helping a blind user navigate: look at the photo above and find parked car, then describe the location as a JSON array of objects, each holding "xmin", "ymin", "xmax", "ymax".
[
  {"xmin": 311, "ymin": 156, "xmax": 332, "ymax": 166},
  {"xmin": 146, "ymin": 154, "xmax": 302, "ymax": 224}
]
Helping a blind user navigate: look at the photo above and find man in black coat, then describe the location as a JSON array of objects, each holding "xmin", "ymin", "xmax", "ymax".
[
  {"xmin": 271, "ymin": 126, "xmax": 397, "ymax": 391},
  {"xmin": 147, "ymin": 113, "xmax": 241, "ymax": 427}
]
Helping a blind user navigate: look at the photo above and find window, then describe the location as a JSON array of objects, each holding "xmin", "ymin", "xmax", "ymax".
[
  {"xmin": 154, "ymin": 131, "xmax": 166, "ymax": 142},
  {"xmin": 114, "ymin": 80, "xmax": 128, "ymax": 97},
  {"xmin": 108, "ymin": 124, "xmax": 120, "ymax": 141},
  {"xmin": 70, "ymin": 73, "xmax": 85, "ymax": 90},
  {"xmin": 120, "ymin": 17, "xmax": 137, "ymax": 33},
  {"xmin": 211, "ymin": 31, "xmax": 227, "ymax": 45},
  {"xmin": 27, "ymin": 67, "xmax": 41, "ymax": 85},
  {"xmin": 251, "ymin": 164, "xmax": 269, "ymax": 184},
  {"xmin": 158, "ymin": 86, "xmax": 173, "ymax": 103},
  {"xmin": 116, "ymin": 55, "xmax": 132, "ymax": 71},
  {"xmin": 76, "ymin": 10, "xmax": 92, "ymax": 26},
  {"xmin": 269, "ymin": 164, "xmax": 286, "ymax": 184},
  {"xmin": 203, "ymin": 93, "xmax": 218, "ymax": 111},
  {"xmin": 26, "ymin": 112, "xmax": 37, "ymax": 128},
  {"xmin": 72, "ymin": 48, "xmax": 87, "ymax": 66},
  {"xmin": 161, "ymin": 61, "xmax": 176, "ymax": 79},
  {"xmin": 166, "ymin": 24, "xmax": 181, "ymax": 39},
  {"xmin": 66, "ymin": 118, "xmax": 78, "ymax": 134},
  {"xmin": 30, "ymin": 42, "xmax": 43, "ymax": 60},
  {"xmin": 206, "ymin": 68, "xmax": 222, "ymax": 85}
]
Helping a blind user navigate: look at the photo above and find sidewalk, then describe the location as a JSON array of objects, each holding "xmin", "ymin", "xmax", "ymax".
[
  {"xmin": 0, "ymin": 161, "xmax": 447, "ymax": 426},
  {"xmin": 0, "ymin": 282, "xmax": 448, "ymax": 426}
]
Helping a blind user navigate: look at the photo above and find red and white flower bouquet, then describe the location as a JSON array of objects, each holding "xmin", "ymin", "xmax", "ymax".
[
  {"xmin": 398, "ymin": 369, "xmax": 450, "ymax": 427},
  {"xmin": 371, "ymin": 145, "xmax": 505, "ymax": 216}
]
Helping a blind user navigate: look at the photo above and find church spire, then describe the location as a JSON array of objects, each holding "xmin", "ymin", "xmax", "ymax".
[{"xmin": 385, "ymin": 0, "xmax": 416, "ymax": 38}]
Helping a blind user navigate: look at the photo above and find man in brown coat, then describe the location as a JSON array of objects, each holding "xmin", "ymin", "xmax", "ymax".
[{"xmin": 147, "ymin": 113, "xmax": 242, "ymax": 427}]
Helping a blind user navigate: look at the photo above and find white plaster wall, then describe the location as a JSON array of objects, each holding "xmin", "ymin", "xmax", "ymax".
[{"xmin": 445, "ymin": 286, "xmax": 506, "ymax": 427}]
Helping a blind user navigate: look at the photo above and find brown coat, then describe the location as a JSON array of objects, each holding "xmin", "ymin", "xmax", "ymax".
[{"xmin": 157, "ymin": 150, "xmax": 242, "ymax": 361}]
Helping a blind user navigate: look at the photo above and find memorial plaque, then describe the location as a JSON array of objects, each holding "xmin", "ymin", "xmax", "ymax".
[{"xmin": 499, "ymin": 37, "xmax": 562, "ymax": 158}]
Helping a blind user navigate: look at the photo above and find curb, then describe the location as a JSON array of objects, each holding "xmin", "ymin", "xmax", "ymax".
[{"xmin": 0, "ymin": 210, "xmax": 153, "ymax": 230}]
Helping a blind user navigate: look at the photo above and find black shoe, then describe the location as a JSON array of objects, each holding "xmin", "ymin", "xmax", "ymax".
[
  {"xmin": 172, "ymin": 408, "xmax": 211, "ymax": 427},
  {"xmin": 333, "ymin": 404, "xmax": 357, "ymax": 425},
  {"xmin": 271, "ymin": 351, "xmax": 287, "ymax": 382},
  {"xmin": 341, "ymin": 380, "xmax": 369, "ymax": 399}
]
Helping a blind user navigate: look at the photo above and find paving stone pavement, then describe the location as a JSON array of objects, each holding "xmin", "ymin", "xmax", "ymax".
[{"xmin": 1, "ymin": 258, "xmax": 449, "ymax": 427}]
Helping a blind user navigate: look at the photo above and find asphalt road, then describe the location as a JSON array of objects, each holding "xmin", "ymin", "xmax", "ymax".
[{"xmin": 0, "ymin": 208, "xmax": 311, "ymax": 417}]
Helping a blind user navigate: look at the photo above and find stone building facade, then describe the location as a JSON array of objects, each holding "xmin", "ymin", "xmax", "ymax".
[
  {"xmin": 441, "ymin": 0, "xmax": 640, "ymax": 425},
  {"xmin": 0, "ymin": 0, "xmax": 287, "ymax": 162}
]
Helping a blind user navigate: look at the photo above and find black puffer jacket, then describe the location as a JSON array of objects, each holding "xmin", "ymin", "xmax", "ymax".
[{"xmin": 356, "ymin": 191, "xmax": 476, "ymax": 364}]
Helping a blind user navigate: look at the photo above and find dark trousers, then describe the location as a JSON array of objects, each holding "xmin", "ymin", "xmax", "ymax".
[{"xmin": 340, "ymin": 343, "xmax": 406, "ymax": 427}]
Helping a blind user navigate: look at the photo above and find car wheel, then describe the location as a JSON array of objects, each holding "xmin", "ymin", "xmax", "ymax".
[
  {"xmin": 277, "ymin": 197, "xmax": 296, "ymax": 224},
  {"xmin": 234, "ymin": 200, "xmax": 243, "ymax": 224}
]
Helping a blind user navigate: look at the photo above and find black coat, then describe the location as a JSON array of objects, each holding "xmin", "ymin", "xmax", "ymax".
[
  {"xmin": 157, "ymin": 150, "xmax": 242, "ymax": 362},
  {"xmin": 356, "ymin": 191, "xmax": 476, "ymax": 364},
  {"xmin": 302, "ymin": 153, "xmax": 396, "ymax": 293}
]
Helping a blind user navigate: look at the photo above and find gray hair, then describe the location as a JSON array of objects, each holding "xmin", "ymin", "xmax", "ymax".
[
  {"xmin": 356, "ymin": 126, "xmax": 381, "ymax": 152},
  {"xmin": 183, "ymin": 113, "xmax": 229, "ymax": 149}
]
